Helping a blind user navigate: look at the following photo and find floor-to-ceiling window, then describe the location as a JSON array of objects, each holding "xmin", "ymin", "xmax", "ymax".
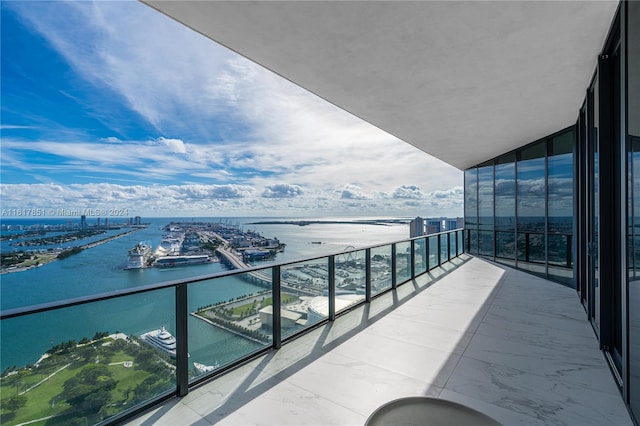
[
  {"xmin": 464, "ymin": 128, "xmax": 574, "ymax": 287},
  {"xmin": 495, "ymin": 154, "xmax": 516, "ymax": 266},
  {"xmin": 464, "ymin": 168, "xmax": 478, "ymax": 253},
  {"xmin": 548, "ymin": 131, "xmax": 574, "ymax": 284},
  {"xmin": 517, "ymin": 141, "xmax": 547, "ymax": 276},
  {"xmin": 478, "ymin": 163, "xmax": 494, "ymax": 257},
  {"xmin": 627, "ymin": 0, "xmax": 640, "ymax": 419}
]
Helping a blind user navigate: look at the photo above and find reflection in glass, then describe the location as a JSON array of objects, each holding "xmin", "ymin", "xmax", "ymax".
[
  {"xmin": 428, "ymin": 236, "xmax": 438, "ymax": 268},
  {"xmin": 465, "ymin": 169, "xmax": 478, "ymax": 253},
  {"xmin": 440, "ymin": 234, "xmax": 449, "ymax": 263},
  {"xmin": 280, "ymin": 258, "xmax": 328, "ymax": 340},
  {"xmin": 457, "ymin": 231, "xmax": 464, "ymax": 256},
  {"xmin": 395, "ymin": 241, "xmax": 411, "ymax": 284},
  {"xmin": 517, "ymin": 141, "xmax": 546, "ymax": 274},
  {"xmin": 189, "ymin": 271, "xmax": 272, "ymax": 381},
  {"xmin": 627, "ymin": 1, "xmax": 640, "ymax": 417},
  {"xmin": 548, "ymin": 131, "xmax": 574, "ymax": 285},
  {"xmin": 495, "ymin": 155, "xmax": 516, "ymax": 265},
  {"xmin": 0, "ymin": 290, "xmax": 176, "ymax": 425},
  {"xmin": 632, "ymin": 176, "xmax": 639, "ymax": 408},
  {"xmin": 335, "ymin": 249, "xmax": 366, "ymax": 313},
  {"xmin": 478, "ymin": 164, "xmax": 494, "ymax": 256},
  {"xmin": 370, "ymin": 245, "xmax": 392, "ymax": 296},
  {"xmin": 449, "ymin": 232, "xmax": 456, "ymax": 259},
  {"xmin": 414, "ymin": 238, "xmax": 427, "ymax": 276},
  {"xmin": 496, "ymin": 231, "xmax": 516, "ymax": 260}
]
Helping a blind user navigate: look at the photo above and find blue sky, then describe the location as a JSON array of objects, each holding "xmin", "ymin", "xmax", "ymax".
[{"xmin": 1, "ymin": 0, "xmax": 463, "ymax": 218}]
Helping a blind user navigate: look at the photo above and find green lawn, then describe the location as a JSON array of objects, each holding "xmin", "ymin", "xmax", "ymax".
[{"xmin": 1, "ymin": 343, "xmax": 173, "ymax": 425}]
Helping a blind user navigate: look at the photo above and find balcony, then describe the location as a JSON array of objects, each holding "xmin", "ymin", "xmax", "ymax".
[
  {"xmin": 0, "ymin": 230, "xmax": 630, "ymax": 425},
  {"xmin": 126, "ymin": 255, "xmax": 630, "ymax": 425}
]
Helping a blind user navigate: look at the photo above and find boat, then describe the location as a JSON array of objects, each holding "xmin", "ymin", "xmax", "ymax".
[
  {"xmin": 154, "ymin": 254, "xmax": 211, "ymax": 268},
  {"xmin": 125, "ymin": 242, "xmax": 151, "ymax": 269},
  {"xmin": 193, "ymin": 361, "xmax": 220, "ymax": 374},
  {"xmin": 140, "ymin": 327, "xmax": 180, "ymax": 358}
]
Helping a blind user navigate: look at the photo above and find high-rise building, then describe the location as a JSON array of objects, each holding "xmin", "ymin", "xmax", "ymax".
[
  {"xmin": 80, "ymin": 214, "xmax": 87, "ymax": 229},
  {"xmin": 409, "ymin": 216, "xmax": 425, "ymax": 238}
]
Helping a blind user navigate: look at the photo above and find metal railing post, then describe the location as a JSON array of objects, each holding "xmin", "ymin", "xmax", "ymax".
[
  {"xmin": 273, "ymin": 265, "xmax": 281, "ymax": 349},
  {"xmin": 175, "ymin": 283, "xmax": 189, "ymax": 397},
  {"xmin": 426, "ymin": 236, "xmax": 431, "ymax": 270},
  {"xmin": 328, "ymin": 256, "xmax": 336, "ymax": 321},
  {"xmin": 410, "ymin": 239, "xmax": 416, "ymax": 278},
  {"xmin": 454, "ymin": 230, "xmax": 459, "ymax": 256},
  {"xmin": 365, "ymin": 248, "xmax": 372, "ymax": 302},
  {"xmin": 391, "ymin": 244, "xmax": 397, "ymax": 289}
]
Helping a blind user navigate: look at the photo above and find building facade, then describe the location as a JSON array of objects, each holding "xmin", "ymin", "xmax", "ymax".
[{"xmin": 465, "ymin": 2, "xmax": 640, "ymax": 421}]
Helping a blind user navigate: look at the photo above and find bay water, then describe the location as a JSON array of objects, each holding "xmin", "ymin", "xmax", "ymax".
[{"xmin": 0, "ymin": 217, "xmax": 409, "ymax": 370}]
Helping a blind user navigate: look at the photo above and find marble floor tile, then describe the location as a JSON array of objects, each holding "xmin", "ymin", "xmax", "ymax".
[
  {"xmin": 284, "ymin": 350, "xmax": 442, "ymax": 417},
  {"xmin": 445, "ymin": 355, "xmax": 632, "ymax": 426},
  {"xmin": 363, "ymin": 314, "xmax": 474, "ymax": 355},
  {"xmin": 328, "ymin": 330, "xmax": 461, "ymax": 388},
  {"xmin": 438, "ymin": 389, "xmax": 548, "ymax": 426},
  {"xmin": 207, "ymin": 380, "xmax": 365, "ymax": 425}
]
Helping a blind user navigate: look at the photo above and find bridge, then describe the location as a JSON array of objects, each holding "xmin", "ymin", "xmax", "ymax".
[{"xmin": 215, "ymin": 248, "xmax": 317, "ymax": 297}]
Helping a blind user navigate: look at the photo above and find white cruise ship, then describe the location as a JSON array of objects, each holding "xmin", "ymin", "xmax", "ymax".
[
  {"xmin": 126, "ymin": 242, "xmax": 151, "ymax": 269},
  {"xmin": 140, "ymin": 327, "xmax": 179, "ymax": 357}
]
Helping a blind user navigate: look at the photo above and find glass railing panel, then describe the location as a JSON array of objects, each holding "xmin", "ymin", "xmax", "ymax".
[
  {"xmin": 440, "ymin": 233, "xmax": 449, "ymax": 263},
  {"xmin": 457, "ymin": 230, "xmax": 464, "ymax": 255},
  {"xmin": 0, "ymin": 288, "xmax": 175, "ymax": 426},
  {"xmin": 370, "ymin": 245, "xmax": 392, "ymax": 296},
  {"xmin": 449, "ymin": 232, "xmax": 456, "ymax": 260},
  {"xmin": 188, "ymin": 270, "xmax": 272, "ymax": 382},
  {"xmin": 395, "ymin": 241, "xmax": 411, "ymax": 285},
  {"xmin": 414, "ymin": 238, "xmax": 427, "ymax": 275},
  {"xmin": 335, "ymin": 249, "xmax": 366, "ymax": 314},
  {"xmin": 280, "ymin": 258, "xmax": 328, "ymax": 340},
  {"xmin": 428, "ymin": 236, "xmax": 439, "ymax": 268}
]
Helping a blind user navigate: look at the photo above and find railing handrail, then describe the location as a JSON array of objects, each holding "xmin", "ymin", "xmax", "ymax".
[{"xmin": 1, "ymin": 229, "xmax": 461, "ymax": 320}]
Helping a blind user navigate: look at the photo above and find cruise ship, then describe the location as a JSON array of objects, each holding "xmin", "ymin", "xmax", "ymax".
[
  {"xmin": 154, "ymin": 254, "xmax": 211, "ymax": 268},
  {"xmin": 125, "ymin": 242, "xmax": 151, "ymax": 269},
  {"xmin": 140, "ymin": 327, "xmax": 179, "ymax": 358}
]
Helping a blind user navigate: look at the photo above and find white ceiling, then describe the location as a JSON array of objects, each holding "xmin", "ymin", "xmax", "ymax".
[{"xmin": 142, "ymin": 1, "xmax": 618, "ymax": 170}]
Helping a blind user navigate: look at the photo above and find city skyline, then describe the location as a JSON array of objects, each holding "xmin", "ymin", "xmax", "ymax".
[{"xmin": 0, "ymin": 1, "xmax": 462, "ymax": 218}]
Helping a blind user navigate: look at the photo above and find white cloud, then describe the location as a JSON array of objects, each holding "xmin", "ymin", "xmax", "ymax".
[
  {"xmin": 2, "ymin": 1, "xmax": 464, "ymax": 218},
  {"xmin": 262, "ymin": 184, "xmax": 304, "ymax": 198},
  {"xmin": 0, "ymin": 182, "xmax": 463, "ymax": 218},
  {"xmin": 154, "ymin": 137, "xmax": 187, "ymax": 154},
  {"xmin": 340, "ymin": 184, "xmax": 370, "ymax": 200},
  {"xmin": 392, "ymin": 185, "xmax": 426, "ymax": 199}
]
